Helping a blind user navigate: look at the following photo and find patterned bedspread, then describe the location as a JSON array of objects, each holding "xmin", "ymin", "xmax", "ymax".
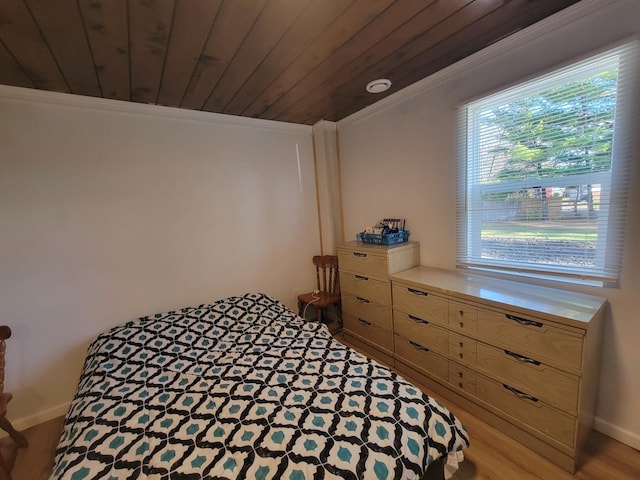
[{"xmin": 51, "ymin": 293, "xmax": 469, "ymax": 480}]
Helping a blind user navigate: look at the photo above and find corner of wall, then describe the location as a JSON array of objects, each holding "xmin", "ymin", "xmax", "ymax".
[{"xmin": 312, "ymin": 120, "xmax": 343, "ymax": 254}]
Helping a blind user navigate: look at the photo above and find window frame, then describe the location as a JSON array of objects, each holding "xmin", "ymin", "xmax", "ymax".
[{"xmin": 456, "ymin": 41, "xmax": 638, "ymax": 286}]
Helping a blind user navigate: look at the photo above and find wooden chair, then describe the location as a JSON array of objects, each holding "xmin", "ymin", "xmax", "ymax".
[
  {"xmin": 0, "ymin": 326, "xmax": 27, "ymax": 480},
  {"xmin": 297, "ymin": 255, "xmax": 341, "ymax": 329}
]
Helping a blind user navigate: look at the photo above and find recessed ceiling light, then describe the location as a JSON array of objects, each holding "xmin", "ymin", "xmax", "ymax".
[{"xmin": 366, "ymin": 78, "xmax": 392, "ymax": 94}]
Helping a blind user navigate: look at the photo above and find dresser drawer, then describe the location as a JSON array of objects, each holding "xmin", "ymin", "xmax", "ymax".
[
  {"xmin": 392, "ymin": 284, "xmax": 448, "ymax": 326},
  {"xmin": 338, "ymin": 249, "xmax": 388, "ymax": 279},
  {"xmin": 449, "ymin": 301, "xmax": 477, "ymax": 335},
  {"xmin": 476, "ymin": 374, "xmax": 576, "ymax": 447},
  {"xmin": 476, "ymin": 343, "xmax": 579, "ymax": 414},
  {"xmin": 342, "ymin": 294, "xmax": 392, "ymax": 330},
  {"xmin": 340, "ymin": 272, "xmax": 391, "ymax": 306},
  {"xmin": 448, "ymin": 333, "xmax": 477, "ymax": 367},
  {"xmin": 394, "ymin": 335, "xmax": 448, "ymax": 381},
  {"xmin": 393, "ymin": 311, "xmax": 448, "ymax": 356},
  {"xmin": 477, "ymin": 309, "xmax": 584, "ymax": 371},
  {"xmin": 448, "ymin": 361, "xmax": 476, "ymax": 395},
  {"xmin": 342, "ymin": 332, "xmax": 394, "ymax": 367},
  {"xmin": 343, "ymin": 312, "xmax": 393, "ymax": 353}
]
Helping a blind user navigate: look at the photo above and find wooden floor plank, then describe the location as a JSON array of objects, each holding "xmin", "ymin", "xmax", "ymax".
[{"xmin": 12, "ymin": 415, "xmax": 63, "ymax": 480}]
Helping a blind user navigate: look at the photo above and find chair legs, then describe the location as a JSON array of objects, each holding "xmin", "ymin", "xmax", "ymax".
[
  {"xmin": 0, "ymin": 415, "xmax": 27, "ymax": 449},
  {"xmin": 299, "ymin": 300, "xmax": 323, "ymax": 322},
  {"xmin": 299, "ymin": 300, "xmax": 342, "ymax": 334},
  {"xmin": 0, "ymin": 412, "xmax": 28, "ymax": 480},
  {"xmin": 0, "ymin": 451, "xmax": 12, "ymax": 480},
  {"xmin": 317, "ymin": 305, "xmax": 342, "ymax": 332},
  {"xmin": 0, "ymin": 414, "xmax": 25, "ymax": 480},
  {"xmin": 0, "ymin": 393, "xmax": 27, "ymax": 449}
]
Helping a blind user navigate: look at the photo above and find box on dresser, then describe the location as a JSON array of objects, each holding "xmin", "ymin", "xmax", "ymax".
[
  {"xmin": 390, "ymin": 266, "xmax": 606, "ymax": 473},
  {"xmin": 337, "ymin": 241, "xmax": 420, "ymax": 367}
]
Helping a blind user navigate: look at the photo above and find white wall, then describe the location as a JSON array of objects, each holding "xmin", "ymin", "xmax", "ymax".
[
  {"xmin": 337, "ymin": 0, "xmax": 640, "ymax": 449},
  {"xmin": 0, "ymin": 88, "xmax": 320, "ymax": 428}
]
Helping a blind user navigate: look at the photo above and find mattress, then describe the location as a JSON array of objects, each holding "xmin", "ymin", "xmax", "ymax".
[{"xmin": 50, "ymin": 293, "xmax": 469, "ymax": 479}]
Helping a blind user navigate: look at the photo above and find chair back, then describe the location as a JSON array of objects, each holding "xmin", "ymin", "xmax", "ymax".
[{"xmin": 313, "ymin": 255, "xmax": 339, "ymax": 294}]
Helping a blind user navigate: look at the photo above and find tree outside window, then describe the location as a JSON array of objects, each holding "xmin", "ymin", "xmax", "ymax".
[{"xmin": 457, "ymin": 43, "xmax": 636, "ymax": 284}]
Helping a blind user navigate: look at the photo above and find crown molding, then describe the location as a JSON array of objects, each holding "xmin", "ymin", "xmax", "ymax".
[
  {"xmin": 0, "ymin": 84, "xmax": 312, "ymax": 134},
  {"xmin": 337, "ymin": 0, "xmax": 622, "ymax": 128}
]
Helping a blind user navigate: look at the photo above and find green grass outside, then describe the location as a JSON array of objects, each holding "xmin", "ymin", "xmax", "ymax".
[{"xmin": 482, "ymin": 221, "xmax": 598, "ymax": 241}]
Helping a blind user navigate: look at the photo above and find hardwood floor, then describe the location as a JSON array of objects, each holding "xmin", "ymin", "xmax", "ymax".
[
  {"xmin": 447, "ymin": 400, "xmax": 640, "ymax": 479},
  {"xmin": 8, "ymin": 397, "xmax": 640, "ymax": 480},
  {"xmin": 12, "ymin": 415, "xmax": 63, "ymax": 480}
]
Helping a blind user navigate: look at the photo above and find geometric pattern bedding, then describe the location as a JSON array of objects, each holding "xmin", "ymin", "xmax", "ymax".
[{"xmin": 50, "ymin": 293, "xmax": 469, "ymax": 480}]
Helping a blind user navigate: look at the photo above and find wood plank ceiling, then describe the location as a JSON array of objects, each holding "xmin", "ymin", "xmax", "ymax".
[{"xmin": 0, "ymin": 0, "xmax": 581, "ymax": 125}]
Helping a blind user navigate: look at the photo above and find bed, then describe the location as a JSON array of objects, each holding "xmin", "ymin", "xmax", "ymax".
[{"xmin": 50, "ymin": 293, "xmax": 469, "ymax": 480}]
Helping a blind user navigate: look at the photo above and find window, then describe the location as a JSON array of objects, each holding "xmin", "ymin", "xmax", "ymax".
[{"xmin": 457, "ymin": 42, "xmax": 638, "ymax": 285}]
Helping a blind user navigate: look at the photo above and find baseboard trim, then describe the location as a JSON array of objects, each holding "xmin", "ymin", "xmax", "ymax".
[
  {"xmin": 1, "ymin": 402, "xmax": 70, "ymax": 438},
  {"xmin": 594, "ymin": 416, "xmax": 640, "ymax": 450}
]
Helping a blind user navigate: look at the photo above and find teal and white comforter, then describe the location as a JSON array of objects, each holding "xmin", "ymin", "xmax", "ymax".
[{"xmin": 51, "ymin": 293, "xmax": 469, "ymax": 480}]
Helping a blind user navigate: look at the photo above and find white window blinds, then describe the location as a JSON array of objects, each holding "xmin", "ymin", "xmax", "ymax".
[{"xmin": 456, "ymin": 42, "xmax": 638, "ymax": 284}]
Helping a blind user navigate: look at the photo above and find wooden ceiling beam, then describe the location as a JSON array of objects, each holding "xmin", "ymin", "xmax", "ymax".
[
  {"xmin": 221, "ymin": 0, "xmax": 353, "ymax": 117},
  {"xmin": 180, "ymin": 0, "xmax": 268, "ymax": 111},
  {"xmin": 157, "ymin": 0, "xmax": 222, "ymax": 108},
  {"xmin": 260, "ymin": 0, "xmax": 469, "ymax": 123},
  {"xmin": 281, "ymin": 0, "xmax": 505, "ymax": 124},
  {"xmin": 201, "ymin": 0, "xmax": 311, "ymax": 114},
  {"xmin": 326, "ymin": 0, "xmax": 580, "ymax": 124},
  {"xmin": 0, "ymin": 0, "xmax": 582, "ymax": 124},
  {"xmin": 0, "ymin": 0, "xmax": 69, "ymax": 92},
  {"xmin": 78, "ymin": 0, "xmax": 130, "ymax": 101},
  {"xmin": 25, "ymin": 0, "xmax": 101, "ymax": 97},
  {"xmin": 129, "ymin": 0, "xmax": 174, "ymax": 104},
  {"xmin": 239, "ymin": 0, "xmax": 396, "ymax": 119},
  {"xmin": 0, "ymin": 40, "xmax": 34, "ymax": 88}
]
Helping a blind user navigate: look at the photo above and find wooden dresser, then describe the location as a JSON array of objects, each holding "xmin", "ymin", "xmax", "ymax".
[
  {"xmin": 337, "ymin": 241, "xmax": 420, "ymax": 366},
  {"xmin": 390, "ymin": 266, "xmax": 606, "ymax": 472}
]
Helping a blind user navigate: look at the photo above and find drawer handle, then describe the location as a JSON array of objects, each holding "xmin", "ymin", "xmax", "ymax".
[
  {"xmin": 355, "ymin": 275, "xmax": 369, "ymax": 281},
  {"xmin": 504, "ymin": 350, "xmax": 541, "ymax": 366},
  {"xmin": 502, "ymin": 384, "xmax": 539, "ymax": 402},
  {"xmin": 358, "ymin": 318, "xmax": 371, "ymax": 326},
  {"xmin": 353, "ymin": 252, "xmax": 367, "ymax": 258},
  {"xmin": 409, "ymin": 340, "xmax": 429, "ymax": 352},
  {"xmin": 356, "ymin": 296, "xmax": 370, "ymax": 303},
  {"xmin": 408, "ymin": 314, "xmax": 429, "ymax": 325},
  {"xmin": 407, "ymin": 288, "xmax": 428, "ymax": 296},
  {"xmin": 505, "ymin": 314, "xmax": 543, "ymax": 328}
]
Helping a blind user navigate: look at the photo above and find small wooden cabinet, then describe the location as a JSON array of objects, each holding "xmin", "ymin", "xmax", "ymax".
[
  {"xmin": 337, "ymin": 241, "xmax": 420, "ymax": 366},
  {"xmin": 390, "ymin": 266, "xmax": 606, "ymax": 473}
]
